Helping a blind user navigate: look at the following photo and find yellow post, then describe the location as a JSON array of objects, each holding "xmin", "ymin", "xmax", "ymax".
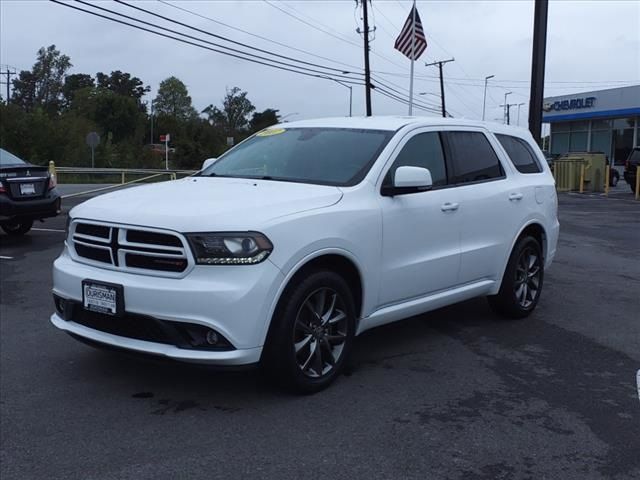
[
  {"xmin": 48, "ymin": 161, "xmax": 57, "ymax": 184},
  {"xmin": 121, "ymin": 171, "xmax": 125, "ymax": 184},
  {"xmin": 604, "ymin": 165, "xmax": 610, "ymax": 196},
  {"xmin": 636, "ymin": 165, "xmax": 640, "ymax": 200},
  {"xmin": 579, "ymin": 163, "xmax": 585, "ymax": 193}
]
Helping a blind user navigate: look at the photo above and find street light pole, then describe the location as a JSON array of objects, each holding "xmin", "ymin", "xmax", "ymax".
[
  {"xmin": 332, "ymin": 79, "xmax": 353, "ymax": 117},
  {"xmin": 482, "ymin": 75, "xmax": 494, "ymax": 121},
  {"xmin": 516, "ymin": 102, "xmax": 525, "ymax": 126}
]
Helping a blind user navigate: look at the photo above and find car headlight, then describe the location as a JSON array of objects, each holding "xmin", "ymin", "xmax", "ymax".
[{"xmin": 185, "ymin": 232, "xmax": 273, "ymax": 265}]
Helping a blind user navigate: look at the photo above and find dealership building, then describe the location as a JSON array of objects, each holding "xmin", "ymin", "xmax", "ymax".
[{"xmin": 543, "ymin": 84, "xmax": 640, "ymax": 165}]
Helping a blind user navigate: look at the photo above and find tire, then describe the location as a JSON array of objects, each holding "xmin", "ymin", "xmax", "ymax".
[
  {"xmin": 263, "ymin": 269, "xmax": 356, "ymax": 394},
  {"xmin": 610, "ymin": 171, "xmax": 619, "ymax": 187},
  {"xmin": 630, "ymin": 183, "xmax": 637, "ymax": 194},
  {"xmin": 488, "ymin": 235, "xmax": 544, "ymax": 319},
  {"xmin": 1, "ymin": 219, "xmax": 33, "ymax": 236}
]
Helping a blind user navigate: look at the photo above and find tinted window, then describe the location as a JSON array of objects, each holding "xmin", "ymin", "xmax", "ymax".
[
  {"xmin": 496, "ymin": 134, "xmax": 542, "ymax": 174},
  {"xmin": 385, "ymin": 132, "xmax": 447, "ymax": 187},
  {"xmin": 203, "ymin": 128, "xmax": 393, "ymax": 186},
  {"xmin": 445, "ymin": 131, "xmax": 503, "ymax": 184},
  {"xmin": 0, "ymin": 148, "xmax": 26, "ymax": 166}
]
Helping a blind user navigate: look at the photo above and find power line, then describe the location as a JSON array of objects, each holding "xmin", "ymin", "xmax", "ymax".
[
  {"xmin": 262, "ymin": 0, "xmax": 362, "ymax": 49},
  {"xmin": 113, "ymin": 0, "xmax": 361, "ymax": 76},
  {"xmin": 157, "ymin": 0, "xmax": 362, "ymax": 72},
  {"xmin": 375, "ymin": 86, "xmax": 441, "ymax": 115},
  {"xmin": 51, "ymin": 0, "xmax": 365, "ymax": 86}
]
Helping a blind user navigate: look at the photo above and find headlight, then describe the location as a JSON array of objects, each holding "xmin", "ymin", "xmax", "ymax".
[{"xmin": 185, "ymin": 232, "xmax": 273, "ymax": 265}]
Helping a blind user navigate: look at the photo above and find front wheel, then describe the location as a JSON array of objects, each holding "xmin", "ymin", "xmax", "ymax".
[
  {"xmin": 488, "ymin": 235, "xmax": 544, "ymax": 319},
  {"xmin": 1, "ymin": 219, "xmax": 33, "ymax": 236},
  {"xmin": 263, "ymin": 270, "xmax": 356, "ymax": 394}
]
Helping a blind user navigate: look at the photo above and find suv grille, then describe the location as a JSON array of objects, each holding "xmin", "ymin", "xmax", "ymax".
[{"xmin": 70, "ymin": 221, "xmax": 190, "ymax": 276}]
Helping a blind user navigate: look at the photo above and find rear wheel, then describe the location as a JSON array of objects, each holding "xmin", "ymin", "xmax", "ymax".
[
  {"xmin": 264, "ymin": 269, "xmax": 355, "ymax": 393},
  {"xmin": 1, "ymin": 220, "xmax": 33, "ymax": 236},
  {"xmin": 488, "ymin": 235, "xmax": 544, "ymax": 319},
  {"xmin": 610, "ymin": 170, "xmax": 619, "ymax": 187}
]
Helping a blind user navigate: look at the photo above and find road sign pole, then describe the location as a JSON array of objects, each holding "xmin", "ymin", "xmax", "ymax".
[
  {"xmin": 165, "ymin": 137, "xmax": 168, "ymax": 170},
  {"xmin": 91, "ymin": 147, "xmax": 95, "ymax": 169}
]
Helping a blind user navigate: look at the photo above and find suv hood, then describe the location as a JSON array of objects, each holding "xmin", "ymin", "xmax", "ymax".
[{"xmin": 71, "ymin": 177, "xmax": 343, "ymax": 231}]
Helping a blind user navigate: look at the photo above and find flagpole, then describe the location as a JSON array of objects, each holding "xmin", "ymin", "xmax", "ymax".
[{"xmin": 408, "ymin": 0, "xmax": 416, "ymax": 115}]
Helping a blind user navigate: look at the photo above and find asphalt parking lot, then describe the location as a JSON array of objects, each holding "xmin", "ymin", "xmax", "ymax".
[{"xmin": 1, "ymin": 186, "xmax": 639, "ymax": 479}]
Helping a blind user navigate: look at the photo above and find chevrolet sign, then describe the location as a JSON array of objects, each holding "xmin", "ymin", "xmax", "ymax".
[{"xmin": 543, "ymin": 97, "xmax": 596, "ymax": 112}]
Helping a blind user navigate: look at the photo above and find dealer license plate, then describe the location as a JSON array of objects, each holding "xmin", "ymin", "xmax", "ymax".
[
  {"xmin": 82, "ymin": 280, "xmax": 124, "ymax": 316},
  {"xmin": 19, "ymin": 183, "xmax": 36, "ymax": 195}
]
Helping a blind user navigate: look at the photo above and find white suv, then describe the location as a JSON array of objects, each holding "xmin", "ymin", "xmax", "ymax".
[{"xmin": 52, "ymin": 117, "xmax": 559, "ymax": 392}]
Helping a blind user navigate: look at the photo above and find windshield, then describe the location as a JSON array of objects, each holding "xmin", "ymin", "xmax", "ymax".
[
  {"xmin": 202, "ymin": 127, "xmax": 394, "ymax": 186},
  {"xmin": 0, "ymin": 148, "xmax": 27, "ymax": 166},
  {"xmin": 628, "ymin": 149, "xmax": 640, "ymax": 165}
]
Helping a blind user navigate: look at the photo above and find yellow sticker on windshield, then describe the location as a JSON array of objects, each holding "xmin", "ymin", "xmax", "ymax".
[{"xmin": 256, "ymin": 128, "xmax": 286, "ymax": 137}]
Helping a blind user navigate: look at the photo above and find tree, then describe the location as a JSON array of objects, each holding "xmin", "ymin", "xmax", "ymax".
[
  {"xmin": 203, "ymin": 86, "xmax": 255, "ymax": 138},
  {"xmin": 96, "ymin": 70, "xmax": 149, "ymax": 102},
  {"xmin": 62, "ymin": 73, "xmax": 95, "ymax": 109},
  {"xmin": 11, "ymin": 45, "xmax": 72, "ymax": 114},
  {"xmin": 250, "ymin": 108, "xmax": 280, "ymax": 133},
  {"xmin": 153, "ymin": 76, "xmax": 197, "ymax": 121}
]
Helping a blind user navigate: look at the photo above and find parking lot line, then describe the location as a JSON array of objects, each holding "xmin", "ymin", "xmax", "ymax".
[
  {"xmin": 32, "ymin": 228, "xmax": 66, "ymax": 233},
  {"xmin": 0, "ymin": 255, "xmax": 14, "ymax": 260}
]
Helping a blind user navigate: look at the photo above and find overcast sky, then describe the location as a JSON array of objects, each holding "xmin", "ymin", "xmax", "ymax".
[{"xmin": 1, "ymin": 0, "xmax": 639, "ymax": 125}]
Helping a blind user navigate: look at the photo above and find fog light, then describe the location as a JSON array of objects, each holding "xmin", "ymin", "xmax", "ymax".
[{"xmin": 205, "ymin": 330, "xmax": 219, "ymax": 345}]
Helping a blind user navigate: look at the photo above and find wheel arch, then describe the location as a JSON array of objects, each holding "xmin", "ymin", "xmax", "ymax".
[
  {"xmin": 262, "ymin": 249, "xmax": 365, "ymax": 352},
  {"xmin": 493, "ymin": 220, "xmax": 547, "ymax": 294}
]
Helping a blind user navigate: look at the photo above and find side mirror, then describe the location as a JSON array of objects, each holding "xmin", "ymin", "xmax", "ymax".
[
  {"xmin": 201, "ymin": 157, "xmax": 217, "ymax": 171},
  {"xmin": 382, "ymin": 166, "xmax": 433, "ymax": 196}
]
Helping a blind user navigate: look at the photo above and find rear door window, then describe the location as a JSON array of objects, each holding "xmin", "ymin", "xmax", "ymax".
[
  {"xmin": 496, "ymin": 134, "xmax": 542, "ymax": 174},
  {"xmin": 443, "ymin": 131, "xmax": 504, "ymax": 184}
]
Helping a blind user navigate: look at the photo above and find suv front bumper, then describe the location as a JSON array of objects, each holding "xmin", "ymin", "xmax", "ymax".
[{"xmin": 51, "ymin": 247, "xmax": 285, "ymax": 365}]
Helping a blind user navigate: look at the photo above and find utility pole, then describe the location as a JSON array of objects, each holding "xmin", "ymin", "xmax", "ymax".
[
  {"xmin": 500, "ymin": 103, "xmax": 518, "ymax": 125},
  {"xmin": 425, "ymin": 58, "xmax": 455, "ymax": 118},
  {"xmin": 528, "ymin": 0, "xmax": 549, "ymax": 143},
  {"xmin": 503, "ymin": 91, "xmax": 512, "ymax": 123},
  {"xmin": 0, "ymin": 66, "xmax": 17, "ymax": 103},
  {"xmin": 358, "ymin": 0, "xmax": 373, "ymax": 116},
  {"xmin": 482, "ymin": 75, "xmax": 494, "ymax": 121}
]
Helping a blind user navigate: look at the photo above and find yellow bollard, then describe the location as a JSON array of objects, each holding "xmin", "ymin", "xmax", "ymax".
[
  {"xmin": 48, "ymin": 161, "xmax": 57, "ymax": 184},
  {"xmin": 636, "ymin": 165, "xmax": 640, "ymax": 200},
  {"xmin": 604, "ymin": 165, "xmax": 610, "ymax": 196},
  {"xmin": 579, "ymin": 163, "xmax": 585, "ymax": 193}
]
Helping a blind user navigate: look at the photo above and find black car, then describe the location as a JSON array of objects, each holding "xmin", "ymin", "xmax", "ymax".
[
  {"xmin": 0, "ymin": 148, "xmax": 61, "ymax": 235},
  {"xmin": 623, "ymin": 147, "xmax": 640, "ymax": 194}
]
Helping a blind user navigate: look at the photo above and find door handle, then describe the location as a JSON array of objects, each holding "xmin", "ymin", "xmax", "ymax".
[
  {"xmin": 509, "ymin": 192, "xmax": 524, "ymax": 201},
  {"xmin": 441, "ymin": 202, "xmax": 459, "ymax": 212}
]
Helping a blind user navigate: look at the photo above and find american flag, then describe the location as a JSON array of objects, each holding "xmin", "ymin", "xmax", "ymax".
[{"xmin": 394, "ymin": 5, "xmax": 427, "ymax": 60}]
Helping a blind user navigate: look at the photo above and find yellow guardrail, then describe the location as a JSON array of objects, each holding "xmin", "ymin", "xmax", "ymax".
[
  {"xmin": 60, "ymin": 173, "xmax": 179, "ymax": 199},
  {"xmin": 46, "ymin": 163, "xmax": 198, "ymax": 199}
]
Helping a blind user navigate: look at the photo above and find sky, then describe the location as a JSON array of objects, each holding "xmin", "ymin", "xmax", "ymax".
[{"xmin": 1, "ymin": 0, "xmax": 639, "ymax": 126}]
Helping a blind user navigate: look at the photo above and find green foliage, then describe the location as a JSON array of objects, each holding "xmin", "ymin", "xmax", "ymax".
[
  {"xmin": 250, "ymin": 108, "xmax": 280, "ymax": 133},
  {"xmin": 154, "ymin": 76, "xmax": 197, "ymax": 121},
  {"xmin": 96, "ymin": 70, "xmax": 150, "ymax": 103},
  {"xmin": 1, "ymin": 46, "xmax": 277, "ymax": 171},
  {"xmin": 11, "ymin": 45, "xmax": 72, "ymax": 114},
  {"xmin": 203, "ymin": 86, "xmax": 255, "ymax": 140},
  {"xmin": 63, "ymin": 74, "xmax": 95, "ymax": 109}
]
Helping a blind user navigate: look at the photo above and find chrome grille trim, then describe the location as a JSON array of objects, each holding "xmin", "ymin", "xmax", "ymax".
[{"xmin": 69, "ymin": 220, "xmax": 193, "ymax": 278}]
